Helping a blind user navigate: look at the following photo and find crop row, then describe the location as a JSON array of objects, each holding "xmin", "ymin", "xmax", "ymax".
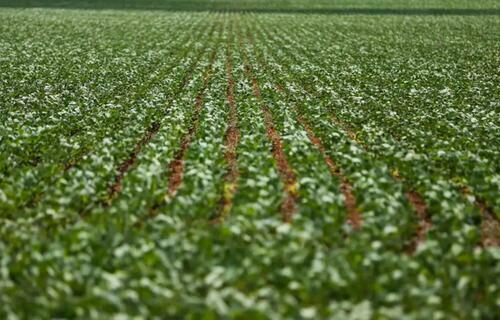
[{"xmin": 0, "ymin": 8, "xmax": 498, "ymax": 319}]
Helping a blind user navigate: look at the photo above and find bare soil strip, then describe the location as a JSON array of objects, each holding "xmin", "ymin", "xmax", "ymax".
[
  {"xmin": 211, "ymin": 47, "xmax": 240, "ymax": 224},
  {"xmin": 80, "ymin": 45, "xmax": 215, "ymax": 220},
  {"xmin": 333, "ymin": 105, "xmax": 432, "ymax": 249},
  {"xmin": 404, "ymin": 190, "xmax": 432, "ymax": 253},
  {"xmin": 481, "ymin": 211, "xmax": 500, "ymax": 247},
  {"xmin": 166, "ymin": 51, "xmax": 217, "ymax": 198},
  {"xmin": 235, "ymin": 26, "xmax": 299, "ymax": 222},
  {"xmin": 263, "ymin": 106, "xmax": 298, "ymax": 223},
  {"xmin": 106, "ymin": 121, "xmax": 161, "ymax": 202},
  {"xmin": 165, "ymin": 93, "xmax": 203, "ymax": 198},
  {"xmin": 252, "ymin": 28, "xmax": 433, "ymax": 244}
]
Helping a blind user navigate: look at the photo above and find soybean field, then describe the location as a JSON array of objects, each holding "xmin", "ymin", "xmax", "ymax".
[{"xmin": 0, "ymin": 0, "xmax": 499, "ymax": 318}]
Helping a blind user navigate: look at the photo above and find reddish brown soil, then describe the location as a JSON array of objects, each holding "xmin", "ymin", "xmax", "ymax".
[
  {"xmin": 144, "ymin": 49, "xmax": 218, "ymax": 220},
  {"xmin": 481, "ymin": 212, "xmax": 500, "ymax": 247},
  {"xmin": 332, "ymin": 114, "xmax": 433, "ymax": 247},
  {"xmin": 212, "ymin": 48, "xmax": 240, "ymax": 224},
  {"xmin": 474, "ymin": 194, "xmax": 499, "ymax": 246},
  {"xmin": 264, "ymin": 110, "xmax": 298, "ymax": 223},
  {"xmin": 404, "ymin": 190, "xmax": 432, "ymax": 253},
  {"xmin": 459, "ymin": 187, "xmax": 499, "ymax": 246},
  {"xmin": 340, "ymin": 179, "xmax": 362, "ymax": 229},
  {"xmin": 109, "ymin": 45, "xmax": 215, "ymax": 211},
  {"xmin": 166, "ymin": 95, "xmax": 203, "ymax": 197},
  {"xmin": 264, "ymin": 50, "xmax": 360, "ymax": 227},
  {"xmin": 245, "ymin": 27, "xmax": 438, "ymax": 249},
  {"xmin": 323, "ymin": 94, "xmax": 434, "ymax": 245},
  {"xmin": 406, "ymin": 190, "xmax": 429, "ymax": 223}
]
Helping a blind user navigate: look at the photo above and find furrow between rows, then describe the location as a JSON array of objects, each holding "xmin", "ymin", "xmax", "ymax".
[
  {"xmin": 211, "ymin": 36, "xmax": 240, "ymax": 224},
  {"xmin": 246, "ymin": 24, "xmax": 359, "ymax": 230},
  {"xmin": 252, "ymin": 19, "xmax": 430, "ymax": 249},
  {"xmin": 8, "ymin": 20, "xmax": 210, "ymax": 217},
  {"xmin": 262, "ymin": 17, "xmax": 497, "ymax": 246},
  {"xmin": 85, "ymin": 28, "xmax": 217, "ymax": 219}
]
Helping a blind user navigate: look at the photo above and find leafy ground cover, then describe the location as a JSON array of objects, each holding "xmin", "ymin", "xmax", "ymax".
[{"xmin": 0, "ymin": 1, "xmax": 499, "ymax": 318}]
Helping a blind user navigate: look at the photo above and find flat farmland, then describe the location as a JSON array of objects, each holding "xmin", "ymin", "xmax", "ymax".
[{"xmin": 0, "ymin": 1, "xmax": 499, "ymax": 318}]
